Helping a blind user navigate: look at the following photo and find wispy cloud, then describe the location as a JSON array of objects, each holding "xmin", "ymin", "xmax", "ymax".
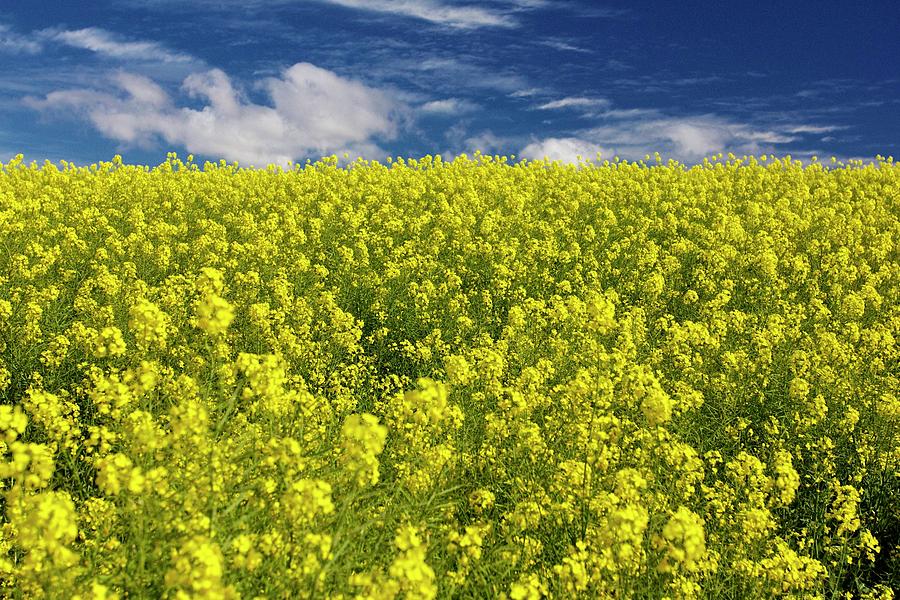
[
  {"xmin": 441, "ymin": 123, "xmax": 518, "ymax": 157},
  {"xmin": 505, "ymin": 0, "xmax": 550, "ymax": 9},
  {"xmin": 785, "ymin": 124, "xmax": 846, "ymax": 135},
  {"xmin": 588, "ymin": 114, "xmax": 797, "ymax": 159},
  {"xmin": 310, "ymin": 0, "xmax": 609, "ymax": 29},
  {"xmin": 315, "ymin": 0, "xmax": 516, "ymax": 29},
  {"xmin": 0, "ymin": 22, "xmax": 198, "ymax": 67},
  {"xmin": 538, "ymin": 39, "xmax": 593, "ymax": 54},
  {"xmin": 604, "ymin": 59, "xmax": 631, "ymax": 71},
  {"xmin": 597, "ymin": 108, "xmax": 662, "ymax": 119},
  {"xmin": 580, "ymin": 6, "xmax": 632, "ymax": 19},
  {"xmin": 25, "ymin": 64, "xmax": 402, "ymax": 165},
  {"xmin": 510, "ymin": 88, "xmax": 542, "ymax": 98},
  {"xmin": 420, "ymin": 98, "xmax": 479, "ymax": 115},
  {"xmin": 45, "ymin": 27, "xmax": 194, "ymax": 63},
  {"xmin": 463, "ymin": 130, "xmax": 511, "ymax": 154},
  {"xmin": 520, "ymin": 111, "xmax": 831, "ymax": 163},
  {"xmin": 414, "ymin": 57, "xmax": 527, "ymax": 92},
  {"xmin": 536, "ymin": 96, "xmax": 610, "ymax": 110},
  {"xmin": 610, "ymin": 74, "xmax": 728, "ymax": 94},
  {"xmin": 0, "ymin": 23, "xmax": 42, "ymax": 54}
]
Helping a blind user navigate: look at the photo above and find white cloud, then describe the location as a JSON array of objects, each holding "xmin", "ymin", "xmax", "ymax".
[
  {"xmin": 464, "ymin": 131, "xmax": 510, "ymax": 154},
  {"xmin": 539, "ymin": 39, "xmax": 592, "ymax": 54},
  {"xmin": 415, "ymin": 57, "xmax": 526, "ymax": 92},
  {"xmin": 604, "ymin": 59, "xmax": 631, "ymax": 71},
  {"xmin": 25, "ymin": 63, "xmax": 401, "ymax": 165},
  {"xmin": 0, "ymin": 22, "xmax": 199, "ymax": 71},
  {"xmin": 505, "ymin": 0, "xmax": 549, "ymax": 8},
  {"xmin": 661, "ymin": 121, "xmax": 735, "ymax": 156},
  {"xmin": 46, "ymin": 27, "xmax": 193, "ymax": 63},
  {"xmin": 536, "ymin": 96, "xmax": 610, "ymax": 110},
  {"xmin": 581, "ymin": 6, "xmax": 632, "ymax": 18},
  {"xmin": 519, "ymin": 112, "xmax": 832, "ymax": 164},
  {"xmin": 785, "ymin": 124, "xmax": 845, "ymax": 134},
  {"xmin": 510, "ymin": 88, "xmax": 542, "ymax": 98},
  {"xmin": 420, "ymin": 98, "xmax": 479, "ymax": 115},
  {"xmin": 115, "ymin": 71, "xmax": 171, "ymax": 107},
  {"xmin": 0, "ymin": 23, "xmax": 42, "ymax": 54},
  {"xmin": 129, "ymin": 0, "xmax": 554, "ymax": 21},
  {"xmin": 597, "ymin": 108, "xmax": 662, "ymax": 119},
  {"xmin": 520, "ymin": 137, "xmax": 607, "ymax": 162},
  {"xmin": 317, "ymin": 0, "xmax": 515, "ymax": 29},
  {"xmin": 440, "ymin": 126, "xmax": 515, "ymax": 158},
  {"xmin": 585, "ymin": 115, "xmax": 797, "ymax": 160}
]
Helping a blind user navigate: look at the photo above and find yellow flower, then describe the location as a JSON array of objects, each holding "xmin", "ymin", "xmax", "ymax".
[
  {"xmin": 771, "ymin": 450, "xmax": 800, "ymax": 506},
  {"xmin": 94, "ymin": 326, "xmax": 126, "ymax": 358},
  {"xmin": 165, "ymin": 536, "xmax": 237, "ymax": 599},
  {"xmin": 658, "ymin": 507, "xmax": 707, "ymax": 573},
  {"xmin": 340, "ymin": 413, "xmax": 388, "ymax": 487},
  {"xmin": 509, "ymin": 573, "xmax": 547, "ymax": 600},
  {"xmin": 95, "ymin": 453, "xmax": 145, "ymax": 496},
  {"xmin": 0, "ymin": 405, "xmax": 28, "ymax": 443},
  {"xmin": 388, "ymin": 525, "xmax": 437, "ymax": 600},
  {"xmin": 128, "ymin": 298, "xmax": 169, "ymax": 350},
  {"xmin": 282, "ymin": 479, "xmax": 335, "ymax": 525},
  {"xmin": 196, "ymin": 294, "xmax": 235, "ymax": 337}
]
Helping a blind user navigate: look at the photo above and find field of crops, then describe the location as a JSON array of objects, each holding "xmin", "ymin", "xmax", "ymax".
[{"xmin": 0, "ymin": 152, "xmax": 898, "ymax": 598}]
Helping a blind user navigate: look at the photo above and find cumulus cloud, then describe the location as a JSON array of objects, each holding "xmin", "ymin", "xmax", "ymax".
[
  {"xmin": 25, "ymin": 63, "xmax": 401, "ymax": 165},
  {"xmin": 520, "ymin": 137, "xmax": 607, "ymax": 162},
  {"xmin": 317, "ymin": 0, "xmax": 515, "ymax": 29},
  {"xmin": 520, "ymin": 112, "xmax": 821, "ymax": 163},
  {"xmin": 115, "ymin": 72, "xmax": 171, "ymax": 107}
]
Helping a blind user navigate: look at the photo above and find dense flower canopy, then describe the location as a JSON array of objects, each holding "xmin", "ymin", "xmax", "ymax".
[{"xmin": 0, "ymin": 152, "xmax": 898, "ymax": 598}]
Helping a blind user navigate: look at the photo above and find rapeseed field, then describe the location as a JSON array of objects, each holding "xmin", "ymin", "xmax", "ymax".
[{"xmin": 0, "ymin": 151, "xmax": 897, "ymax": 598}]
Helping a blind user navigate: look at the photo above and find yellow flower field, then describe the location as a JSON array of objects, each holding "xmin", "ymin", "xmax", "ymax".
[{"xmin": 0, "ymin": 151, "xmax": 897, "ymax": 598}]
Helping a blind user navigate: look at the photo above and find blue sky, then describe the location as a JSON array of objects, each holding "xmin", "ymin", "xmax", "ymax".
[{"xmin": 1, "ymin": 0, "xmax": 897, "ymax": 166}]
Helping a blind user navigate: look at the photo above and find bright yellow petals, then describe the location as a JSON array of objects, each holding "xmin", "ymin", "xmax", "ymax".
[
  {"xmin": 340, "ymin": 413, "xmax": 388, "ymax": 486},
  {"xmin": 0, "ymin": 153, "xmax": 896, "ymax": 597},
  {"xmin": 129, "ymin": 299, "xmax": 169, "ymax": 350},
  {"xmin": 93, "ymin": 326, "xmax": 127, "ymax": 358},
  {"xmin": 658, "ymin": 507, "xmax": 707, "ymax": 573}
]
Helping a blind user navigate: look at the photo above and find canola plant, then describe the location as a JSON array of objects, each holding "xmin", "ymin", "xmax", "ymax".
[{"xmin": 0, "ymin": 151, "xmax": 897, "ymax": 598}]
